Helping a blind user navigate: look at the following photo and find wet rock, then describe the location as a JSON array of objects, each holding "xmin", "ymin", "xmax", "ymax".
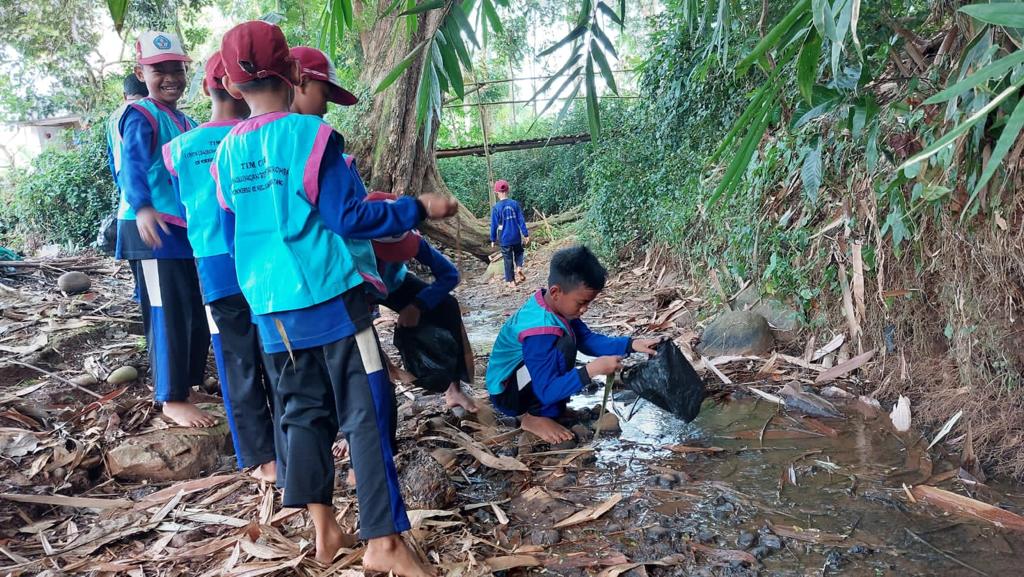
[
  {"xmin": 761, "ymin": 534, "xmax": 782, "ymax": 550},
  {"xmin": 649, "ymin": 473, "xmax": 682, "ymax": 488},
  {"xmin": 548, "ymin": 472, "xmax": 577, "ymax": 488},
  {"xmin": 848, "ymin": 544, "xmax": 870, "ymax": 555},
  {"xmin": 712, "ymin": 502, "xmax": 735, "ymax": 520},
  {"xmin": 106, "ymin": 366, "xmax": 138, "ymax": 385},
  {"xmin": 106, "ymin": 405, "xmax": 231, "ymax": 482},
  {"xmin": 613, "ymin": 389, "xmax": 639, "ymax": 403},
  {"xmin": 697, "ymin": 311, "xmax": 774, "ymax": 356},
  {"xmin": 750, "ymin": 545, "xmax": 771, "ymax": 560},
  {"xmin": 751, "ymin": 298, "xmax": 803, "ymax": 344},
  {"xmin": 579, "ymin": 453, "xmax": 598, "ymax": 466},
  {"xmin": 824, "ymin": 548, "xmax": 845, "ymax": 570},
  {"xmin": 594, "ymin": 412, "xmax": 620, "ymax": 434},
  {"xmin": 529, "ymin": 529, "xmax": 560, "ymax": 546},
  {"xmin": 570, "ymin": 424, "xmax": 591, "ymax": 443},
  {"xmin": 697, "ymin": 529, "xmax": 717, "ymax": 544},
  {"xmin": 737, "ymin": 530, "xmax": 757, "ymax": 549},
  {"xmin": 399, "ymin": 447, "xmax": 455, "ymax": 509},
  {"xmin": 57, "ymin": 271, "xmax": 91, "ymax": 294},
  {"xmin": 481, "ymin": 259, "xmax": 504, "ymax": 283}
]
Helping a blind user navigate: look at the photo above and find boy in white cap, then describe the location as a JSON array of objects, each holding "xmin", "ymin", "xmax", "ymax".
[{"xmin": 115, "ymin": 31, "xmax": 212, "ymax": 428}]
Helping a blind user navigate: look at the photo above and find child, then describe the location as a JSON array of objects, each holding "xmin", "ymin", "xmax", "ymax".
[
  {"xmin": 162, "ymin": 52, "xmax": 277, "ymax": 482},
  {"xmin": 106, "ymin": 74, "xmax": 148, "ymax": 187},
  {"xmin": 486, "ymin": 245, "xmax": 659, "ymax": 443},
  {"xmin": 213, "ymin": 21, "xmax": 456, "ymax": 573},
  {"xmin": 489, "ymin": 179, "xmax": 530, "ymax": 288},
  {"xmin": 116, "ymin": 31, "xmax": 212, "ymax": 428},
  {"xmin": 366, "ymin": 192, "xmax": 477, "ymax": 413}
]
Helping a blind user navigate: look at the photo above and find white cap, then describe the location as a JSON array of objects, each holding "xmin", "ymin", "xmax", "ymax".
[{"xmin": 135, "ymin": 31, "xmax": 191, "ymax": 65}]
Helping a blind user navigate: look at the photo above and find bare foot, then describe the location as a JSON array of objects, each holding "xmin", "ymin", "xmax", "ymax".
[
  {"xmin": 506, "ymin": 281, "xmax": 517, "ymax": 290},
  {"xmin": 515, "ymin": 268, "xmax": 526, "ymax": 283},
  {"xmin": 444, "ymin": 382, "xmax": 478, "ymax": 413},
  {"xmin": 363, "ymin": 534, "xmax": 434, "ymax": 577},
  {"xmin": 520, "ymin": 413, "xmax": 573, "ymax": 444},
  {"xmin": 332, "ymin": 439, "xmax": 349, "ymax": 460},
  {"xmin": 309, "ymin": 504, "xmax": 348, "ymax": 564},
  {"xmin": 249, "ymin": 460, "xmax": 277, "ymax": 483},
  {"xmin": 162, "ymin": 401, "xmax": 217, "ymax": 427}
]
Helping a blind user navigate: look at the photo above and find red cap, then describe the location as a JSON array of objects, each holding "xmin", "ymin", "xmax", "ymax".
[
  {"xmin": 365, "ymin": 192, "xmax": 422, "ymax": 262},
  {"xmin": 494, "ymin": 179, "xmax": 510, "ymax": 193},
  {"xmin": 219, "ymin": 21, "xmax": 295, "ymax": 86},
  {"xmin": 204, "ymin": 51, "xmax": 229, "ymax": 91},
  {"xmin": 290, "ymin": 47, "xmax": 358, "ymax": 106}
]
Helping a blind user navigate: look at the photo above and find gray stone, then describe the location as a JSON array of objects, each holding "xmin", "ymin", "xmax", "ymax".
[
  {"xmin": 594, "ymin": 412, "xmax": 620, "ymax": 434},
  {"xmin": 761, "ymin": 534, "xmax": 782, "ymax": 550},
  {"xmin": 737, "ymin": 530, "xmax": 758, "ymax": 549},
  {"xmin": 106, "ymin": 405, "xmax": 231, "ymax": 482},
  {"xmin": 106, "ymin": 366, "xmax": 138, "ymax": 385},
  {"xmin": 481, "ymin": 259, "xmax": 504, "ymax": 283},
  {"xmin": 752, "ymin": 298, "xmax": 803, "ymax": 344},
  {"xmin": 750, "ymin": 545, "xmax": 771, "ymax": 560},
  {"xmin": 399, "ymin": 448, "xmax": 455, "ymax": 510},
  {"xmin": 697, "ymin": 310, "xmax": 775, "ymax": 356},
  {"xmin": 697, "ymin": 529, "xmax": 717, "ymax": 544},
  {"xmin": 529, "ymin": 529, "xmax": 560, "ymax": 546},
  {"xmin": 734, "ymin": 284, "xmax": 761, "ymax": 310},
  {"xmin": 57, "ymin": 271, "xmax": 91, "ymax": 294}
]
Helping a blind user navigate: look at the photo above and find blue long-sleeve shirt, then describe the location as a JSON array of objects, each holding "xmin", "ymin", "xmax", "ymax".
[
  {"xmin": 220, "ymin": 130, "xmax": 424, "ymax": 353},
  {"xmin": 521, "ymin": 319, "xmax": 630, "ymax": 410},
  {"xmin": 380, "ymin": 237, "xmax": 460, "ymax": 310},
  {"xmin": 116, "ymin": 106, "xmax": 192, "ymax": 260},
  {"xmin": 490, "ymin": 198, "xmax": 529, "ymax": 246}
]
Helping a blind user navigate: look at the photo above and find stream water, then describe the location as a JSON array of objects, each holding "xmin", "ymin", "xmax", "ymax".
[{"xmin": 457, "ymin": 291, "xmax": 1024, "ymax": 576}]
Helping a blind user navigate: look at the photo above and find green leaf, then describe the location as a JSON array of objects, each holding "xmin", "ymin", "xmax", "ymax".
[
  {"xmin": 481, "ymin": 0, "xmax": 505, "ymax": 36},
  {"xmin": 865, "ymin": 120, "xmax": 880, "ymax": 172},
  {"xmin": 899, "ymin": 79, "xmax": 1024, "ymax": 171},
  {"xmin": 536, "ymin": 68, "xmax": 582, "ymax": 118},
  {"xmin": 538, "ymin": 25, "xmax": 587, "ymax": 58},
  {"xmin": 962, "ymin": 93, "xmax": 1024, "ymax": 219},
  {"xmin": 374, "ymin": 40, "xmax": 428, "ymax": 94},
  {"xmin": 591, "ymin": 20, "xmax": 618, "ymax": 58},
  {"xmin": 709, "ymin": 86, "xmax": 770, "ymax": 164},
  {"xmin": 831, "ymin": 0, "xmax": 853, "ymax": 79},
  {"xmin": 585, "ymin": 56, "xmax": 602, "ymax": 139},
  {"xmin": 708, "ymin": 102, "xmax": 775, "ymax": 204},
  {"xmin": 924, "ymin": 49, "xmax": 1024, "ymax": 105},
  {"xmin": 106, "ymin": 0, "xmax": 128, "ymax": 33},
  {"xmin": 597, "ymin": 1, "xmax": 623, "ymax": 26},
  {"xmin": 959, "ymin": 3, "xmax": 1024, "ymax": 28},
  {"xmin": 590, "ymin": 40, "xmax": 619, "ymax": 94},
  {"xmin": 736, "ymin": 0, "xmax": 812, "ymax": 75},
  {"xmin": 399, "ymin": 0, "xmax": 444, "ymax": 16},
  {"xmin": 430, "ymin": 39, "xmax": 449, "ymax": 93},
  {"xmin": 577, "ymin": 0, "xmax": 593, "ymax": 29},
  {"xmin": 797, "ymin": 30, "xmax": 822, "ymax": 105},
  {"xmin": 552, "ymin": 81, "xmax": 583, "ymax": 129},
  {"xmin": 437, "ymin": 36, "xmax": 464, "ymax": 99},
  {"xmin": 811, "ymin": 0, "xmax": 835, "ymax": 41},
  {"xmin": 801, "ymin": 145, "xmax": 823, "ymax": 204},
  {"xmin": 528, "ymin": 50, "xmax": 582, "ymax": 102},
  {"xmin": 450, "ymin": 3, "xmax": 481, "ymax": 49},
  {"xmin": 381, "ymin": 0, "xmax": 406, "ymax": 18},
  {"xmin": 341, "ymin": 0, "xmax": 354, "ymax": 28},
  {"xmin": 444, "ymin": 20, "xmax": 474, "ymax": 72}
]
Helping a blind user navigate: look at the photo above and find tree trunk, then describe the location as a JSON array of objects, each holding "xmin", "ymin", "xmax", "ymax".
[{"xmin": 349, "ymin": 1, "xmax": 492, "ymax": 260}]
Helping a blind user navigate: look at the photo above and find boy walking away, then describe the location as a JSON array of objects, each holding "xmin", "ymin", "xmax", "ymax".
[
  {"xmin": 485, "ymin": 246, "xmax": 659, "ymax": 444},
  {"xmin": 214, "ymin": 21, "xmax": 456, "ymax": 574},
  {"xmin": 116, "ymin": 31, "xmax": 212, "ymax": 428},
  {"xmin": 163, "ymin": 52, "xmax": 277, "ymax": 482},
  {"xmin": 366, "ymin": 192, "xmax": 477, "ymax": 413},
  {"xmin": 489, "ymin": 179, "xmax": 529, "ymax": 288}
]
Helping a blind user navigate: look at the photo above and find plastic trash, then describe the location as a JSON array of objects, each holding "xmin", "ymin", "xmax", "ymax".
[
  {"xmin": 394, "ymin": 323, "xmax": 460, "ymax": 393},
  {"xmin": 96, "ymin": 211, "xmax": 117, "ymax": 256},
  {"xmin": 622, "ymin": 340, "xmax": 706, "ymax": 422}
]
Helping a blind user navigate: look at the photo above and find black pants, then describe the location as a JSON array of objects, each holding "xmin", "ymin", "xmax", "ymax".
[
  {"xmin": 501, "ymin": 243, "xmax": 525, "ymax": 282},
  {"xmin": 379, "ymin": 273, "xmax": 470, "ymax": 391},
  {"xmin": 129, "ymin": 259, "xmax": 209, "ymax": 402},
  {"xmin": 208, "ymin": 294, "xmax": 275, "ymax": 469},
  {"xmin": 262, "ymin": 327, "xmax": 410, "ymax": 539}
]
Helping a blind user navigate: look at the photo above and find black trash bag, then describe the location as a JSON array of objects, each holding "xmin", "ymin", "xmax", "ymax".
[
  {"xmin": 393, "ymin": 323, "xmax": 460, "ymax": 393},
  {"xmin": 96, "ymin": 211, "xmax": 118, "ymax": 256},
  {"xmin": 622, "ymin": 340, "xmax": 706, "ymax": 422}
]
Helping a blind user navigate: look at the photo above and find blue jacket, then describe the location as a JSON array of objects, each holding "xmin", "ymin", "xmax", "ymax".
[
  {"xmin": 378, "ymin": 237, "xmax": 460, "ymax": 310},
  {"xmin": 490, "ymin": 198, "xmax": 528, "ymax": 246}
]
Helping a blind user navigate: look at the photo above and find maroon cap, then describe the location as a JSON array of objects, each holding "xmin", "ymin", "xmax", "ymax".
[
  {"xmin": 204, "ymin": 51, "xmax": 228, "ymax": 91},
  {"xmin": 365, "ymin": 192, "xmax": 421, "ymax": 262},
  {"xmin": 291, "ymin": 47, "xmax": 358, "ymax": 106},
  {"xmin": 220, "ymin": 21, "xmax": 295, "ymax": 85},
  {"xmin": 494, "ymin": 179, "xmax": 510, "ymax": 193}
]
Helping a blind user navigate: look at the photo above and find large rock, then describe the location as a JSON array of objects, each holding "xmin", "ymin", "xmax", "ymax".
[
  {"xmin": 106, "ymin": 405, "xmax": 232, "ymax": 482},
  {"xmin": 698, "ymin": 310, "xmax": 775, "ymax": 356},
  {"xmin": 57, "ymin": 271, "xmax": 91, "ymax": 294},
  {"xmin": 398, "ymin": 447, "xmax": 455, "ymax": 510},
  {"xmin": 752, "ymin": 298, "xmax": 803, "ymax": 344},
  {"xmin": 481, "ymin": 259, "xmax": 504, "ymax": 283}
]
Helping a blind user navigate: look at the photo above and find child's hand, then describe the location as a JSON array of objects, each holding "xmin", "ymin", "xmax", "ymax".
[
  {"xmin": 523, "ymin": 236, "xmax": 531, "ymax": 246},
  {"xmin": 136, "ymin": 207, "xmax": 170, "ymax": 249},
  {"xmin": 419, "ymin": 194, "xmax": 459, "ymax": 219},
  {"xmin": 631, "ymin": 338, "xmax": 661, "ymax": 355},
  {"xmin": 397, "ymin": 304, "xmax": 421, "ymax": 327},
  {"xmin": 586, "ymin": 355, "xmax": 623, "ymax": 378}
]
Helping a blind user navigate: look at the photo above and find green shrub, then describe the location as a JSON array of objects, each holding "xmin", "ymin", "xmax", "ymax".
[{"xmin": 0, "ymin": 118, "xmax": 116, "ymax": 249}]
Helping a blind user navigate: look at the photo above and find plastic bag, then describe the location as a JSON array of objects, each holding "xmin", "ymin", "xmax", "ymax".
[
  {"xmin": 96, "ymin": 211, "xmax": 117, "ymax": 256},
  {"xmin": 622, "ymin": 340, "xmax": 706, "ymax": 422},
  {"xmin": 394, "ymin": 323, "xmax": 460, "ymax": 393}
]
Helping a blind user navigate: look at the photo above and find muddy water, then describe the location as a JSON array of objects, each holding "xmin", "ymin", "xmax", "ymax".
[{"xmin": 459, "ymin": 300, "xmax": 1024, "ymax": 576}]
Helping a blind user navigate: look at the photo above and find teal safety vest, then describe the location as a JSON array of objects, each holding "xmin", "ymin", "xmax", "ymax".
[
  {"xmin": 116, "ymin": 98, "xmax": 197, "ymax": 222},
  {"xmin": 214, "ymin": 112, "xmax": 363, "ymax": 316},
  {"xmin": 485, "ymin": 289, "xmax": 575, "ymax": 394},
  {"xmin": 162, "ymin": 120, "xmax": 239, "ymax": 258},
  {"xmin": 106, "ymin": 102, "xmax": 130, "ymax": 178}
]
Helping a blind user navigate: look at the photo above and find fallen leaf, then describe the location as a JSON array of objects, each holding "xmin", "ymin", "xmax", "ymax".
[
  {"xmin": 407, "ymin": 509, "xmax": 457, "ymax": 528},
  {"xmin": 690, "ymin": 543, "xmax": 757, "ymax": 565},
  {"xmin": 767, "ymin": 522, "xmax": 848, "ymax": 544},
  {"xmin": 461, "ymin": 442, "xmax": 529, "ymax": 472},
  {"xmin": 486, "ymin": 555, "xmax": 541, "ymax": 571},
  {"xmin": 553, "ymin": 494, "xmax": 623, "ymax": 528},
  {"xmin": 911, "ymin": 485, "xmax": 1024, "ymax": 531},
  {"xmin": 0, "ymin": 493, "xmax": 131, "ymax": 510},
  {"xmin": 927, "ymin": 409, "xmax": 963, "ymax": 450},
  {"xmin": 814, "ymin": 349, "xmax": 876, "ymax": 383},
  {"xmin": 811, "ymin": 334, "xmax": 845, "ymax": 361},
  {"xmin": 137, "ymin": 474, "xmax": 237, "ymax": 507}
]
